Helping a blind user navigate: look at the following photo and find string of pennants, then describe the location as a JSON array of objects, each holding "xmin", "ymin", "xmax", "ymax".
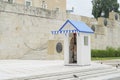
[{"xmin": 51, "ymin": 30, "xmax": 80, "ymax": 35}]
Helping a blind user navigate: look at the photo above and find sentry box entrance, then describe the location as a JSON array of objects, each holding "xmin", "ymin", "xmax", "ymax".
[{"xmin": 51, "ymin": 20, "xmax": 94, "ymax": 66}]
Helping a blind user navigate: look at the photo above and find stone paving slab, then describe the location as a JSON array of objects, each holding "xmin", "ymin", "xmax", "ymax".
[
  {"xmin": 95, "ymin": 59, "xmax": 120, "ymax": 68},
  {"xmin": 0, "ymin": 60, "xmax": 111, "ymax": 80}
]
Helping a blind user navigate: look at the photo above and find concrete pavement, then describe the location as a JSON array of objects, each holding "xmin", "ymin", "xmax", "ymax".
[{"xmin": 0, "ymin": 60, "xmax": 119, "ymax": 80}]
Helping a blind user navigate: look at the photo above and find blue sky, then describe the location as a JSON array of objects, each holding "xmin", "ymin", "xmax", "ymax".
[{"xmin": 67, "ymin": 0, "xmax": 120, "ymax": 17}]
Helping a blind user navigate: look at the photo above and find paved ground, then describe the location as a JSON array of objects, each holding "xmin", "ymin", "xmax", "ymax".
[
  {"xmin": 95, "ymin": 59, "xmax": 120, "ymax": 68},
  {"xmin": 0, "ymin": 60, "xmax": 120, "ymax": 80},
  {"xmin": 95, "ymin": 59, "xmax": 120, "ymax": 80},
  {"xmin": 108, "ymin": 77, "xmax": 120, "ymax": 80}
]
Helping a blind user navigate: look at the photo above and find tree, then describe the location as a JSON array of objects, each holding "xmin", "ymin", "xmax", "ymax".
[{"xmin": 92, "ymin": 0, "xmax": 119, "ymax": 19}]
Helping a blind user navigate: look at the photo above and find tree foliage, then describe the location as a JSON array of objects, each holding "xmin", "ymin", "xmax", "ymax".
[{"xmin": 92, "ymin": 0, "xmax": 119, "ymax": 19}]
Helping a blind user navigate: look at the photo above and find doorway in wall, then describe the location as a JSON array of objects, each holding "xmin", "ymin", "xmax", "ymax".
[{"xmin": 69, "ymin": 33, "xmax": 77, "ymax": 64}]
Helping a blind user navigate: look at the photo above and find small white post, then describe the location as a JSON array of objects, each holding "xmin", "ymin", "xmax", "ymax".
[{"xmin": 64, "ymin": 33, "xmax": 69, "ymax": 65}]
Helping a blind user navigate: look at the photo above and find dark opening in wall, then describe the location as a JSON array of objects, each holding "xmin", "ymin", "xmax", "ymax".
[
  {"xmin": 115, "ymin": 14, "xmax": 118, "ymax": 20},
  {"xmin": 91, "ymin": 25, "xmax": 95, "ymax": 32},
  {"xmin": 104, "ymin": 19, "xmax": 107, "ymax": 26},
  {"xmin": 8, "ymin": 0, "xmax": 13, "ymax": 4}
]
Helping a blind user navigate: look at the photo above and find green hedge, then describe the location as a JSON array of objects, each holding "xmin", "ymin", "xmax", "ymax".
[{"xmin": 91, "ymin": 47, "xmax": 120, "ymax": 57}]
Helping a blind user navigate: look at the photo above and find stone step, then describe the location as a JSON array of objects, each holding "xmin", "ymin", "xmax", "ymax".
[
  {"xmin": 66, "ymin": 69, "xmax": 120, "ymax": 80},
  {"xmin": 12, "ymin": 67, "xmax": 114, "ymax": 80},
  {"xmin": 79, "ymin": 69, "xmax": 120, "ymax": 80},
  {"xmin": 36, "ymin": 68, "xmax": 116, "ymax": 80}
]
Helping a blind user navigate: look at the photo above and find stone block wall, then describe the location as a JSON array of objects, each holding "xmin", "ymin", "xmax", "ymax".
[
  {"xmin": 0, "ymin": 1, "xmax": 67, "ymax": 59},
  {"xmin": 0, "ymin": 1, "xmax": 120, "ymax": 59},
  {"xmin": 91, "ymin": 12, "xmax": 120, "ymax": 49}
]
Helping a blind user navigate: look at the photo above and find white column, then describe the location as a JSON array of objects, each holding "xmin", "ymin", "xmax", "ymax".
[
  {"xmin": 77, "ymin": 33, "xmax": 82, "ymax": 65},
  {"xmin": 77, "ymin": 33, "xmax": 91, "ymax": 65},
  {"xmin": 88, "ymin": 35, "xmax": 91, "ymax": 64},
  {"xmin": 64, "ymin": 34, "xmax": 69, "ymax": 65}
]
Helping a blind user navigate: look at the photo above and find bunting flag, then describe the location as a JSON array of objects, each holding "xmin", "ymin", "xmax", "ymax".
[{"xmin": 51, "ymin": 30, "xmax": 80, "ymax": 35}]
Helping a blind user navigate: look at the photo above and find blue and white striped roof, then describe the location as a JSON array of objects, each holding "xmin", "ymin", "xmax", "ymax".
[{"xmin": 51, "ymin": 20, "xmax": 94, "ymax": 35}]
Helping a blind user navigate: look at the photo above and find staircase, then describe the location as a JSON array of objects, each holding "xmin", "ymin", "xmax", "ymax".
[{"xmin": 11, "ymin": 66, "xmax": 120, "ymax": 80}]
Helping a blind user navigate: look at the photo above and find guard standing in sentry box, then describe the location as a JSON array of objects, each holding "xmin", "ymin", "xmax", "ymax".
[{"xmin": 51, "ymin": 20, "xmax": 94, "ymax": 66}]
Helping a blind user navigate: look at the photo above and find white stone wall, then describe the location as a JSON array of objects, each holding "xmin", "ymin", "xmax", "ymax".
[
  {"xmin": 91, "ymin": 17, "xmax": 120, "ymax": 50},
  {"xmin": 0, "ymin": 12, "xmax": 65, "ymax": 59},
  {"xmin": 0, "ymin": 1, "xmax": 66, "ymax": 59},
  {"xmin": 1, "ymin": 1, "xmax": 120, "ymax": 59}
]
